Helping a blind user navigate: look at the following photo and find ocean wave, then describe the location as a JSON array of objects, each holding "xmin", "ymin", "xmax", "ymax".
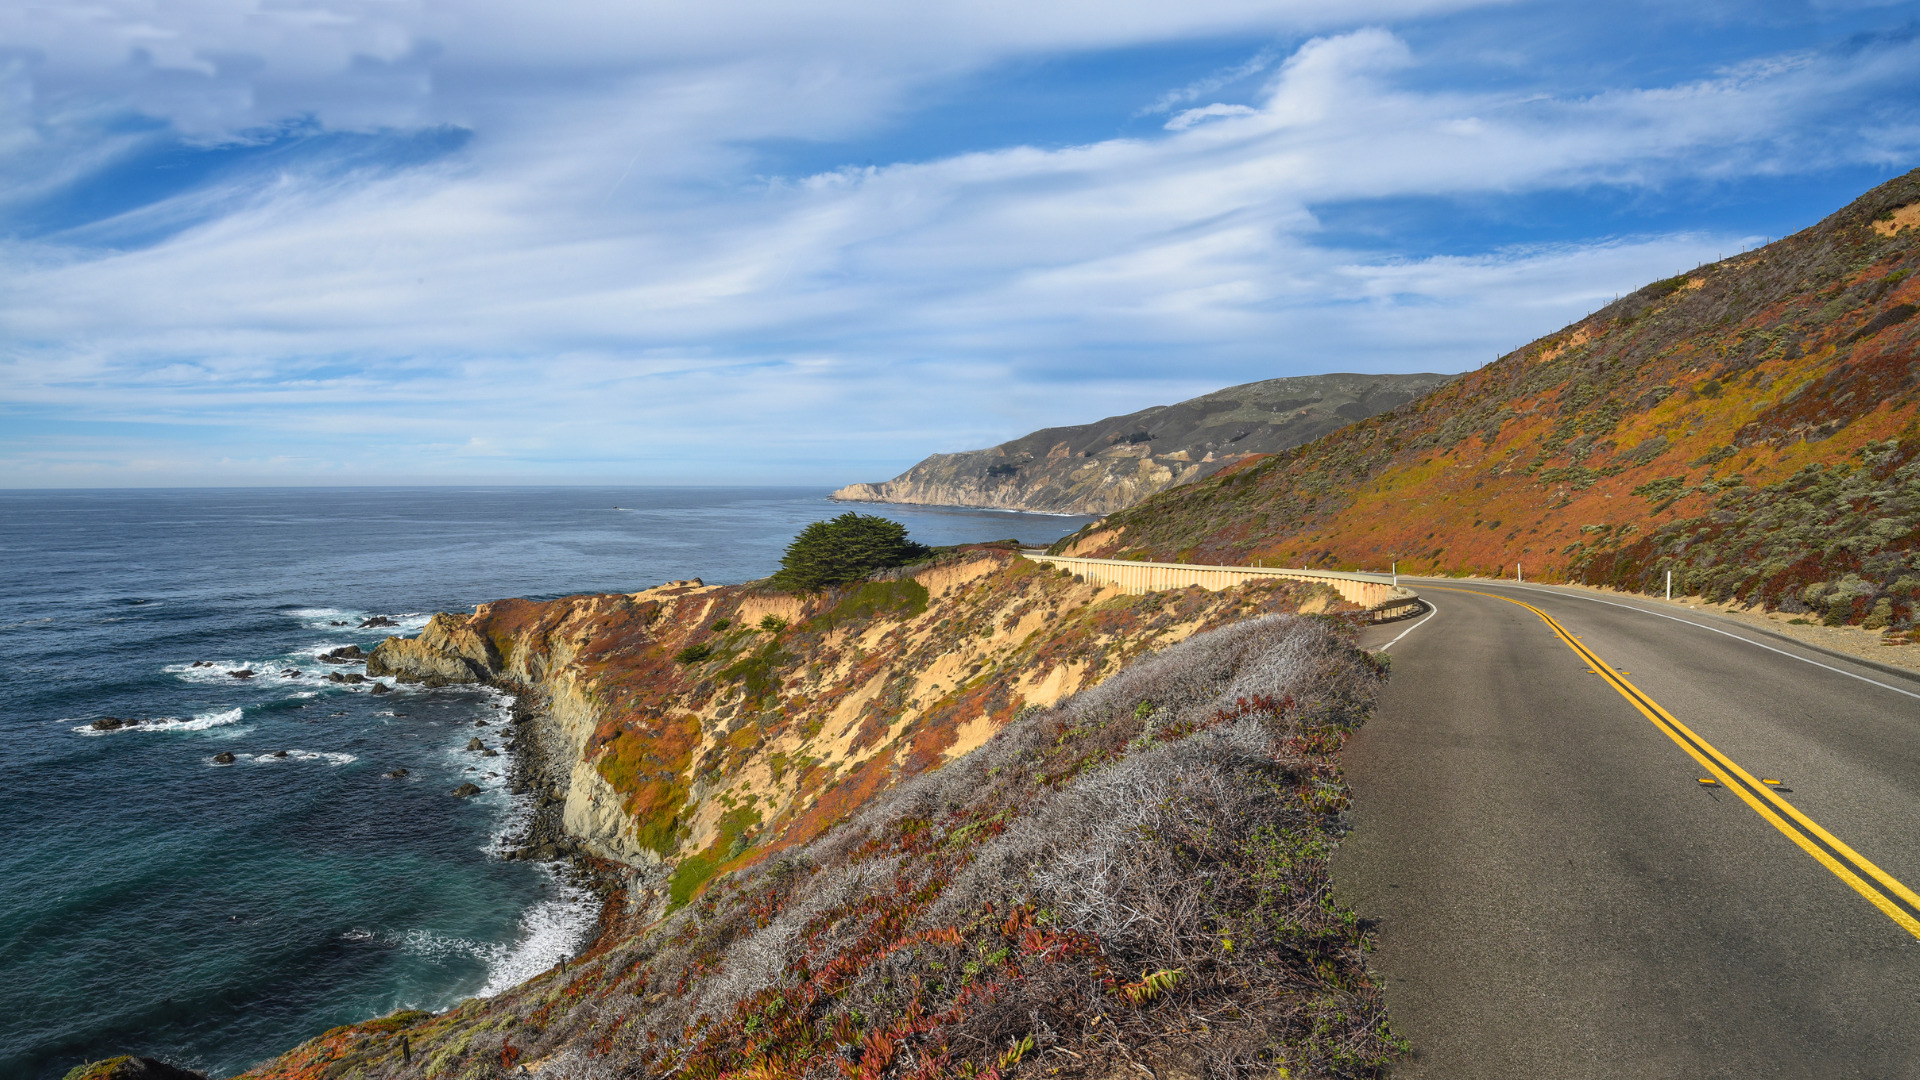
[
  {"xmin": 289, "ymin": 608, "xmax": 431, "ymax": 633},
  {"xmin": 478, "ymin": 872, "xmax": 601, "ymax": 997},
  {"xmin": 74, "ymin": 707, "xmax": 247, "ymax": 736},
  {"xmin": 397, "ymin": 928, "xmax": 507, "ymax": 966},
  {"xmin": 245, "ymin": 750, "xmax": 357, "ymax": 766}
]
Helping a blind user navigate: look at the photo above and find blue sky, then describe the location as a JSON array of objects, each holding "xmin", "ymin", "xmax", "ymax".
[{"xmin": 3, "ymin": 0, "xmax": 1918, "ymax": 487}]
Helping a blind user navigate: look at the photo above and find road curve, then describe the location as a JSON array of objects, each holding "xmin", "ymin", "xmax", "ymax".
[{"xmin": 1338, "ymin": 579, "xmax": 1920, "ymax": 1079}]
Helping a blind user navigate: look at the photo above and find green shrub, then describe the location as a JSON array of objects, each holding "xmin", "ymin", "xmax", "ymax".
[
  {"xmin": 711, "ymin": 618, "xmax": 731, "ymax": 632},
  {"xmin": 758, "ymin": 614, "xmax": 789, "ymax": 632},
  {"xmin": 770, "ymin": 512, "xmax": 930, "ymax": 591},
  {"xmin": 674, "ymin": 643, "xmax": 714, "ymax": 664},
  {"xmin": 830, "ymin": 579, "xmax": 930, "ymax": 621}
]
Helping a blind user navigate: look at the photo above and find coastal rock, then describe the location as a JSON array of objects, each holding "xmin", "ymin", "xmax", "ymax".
[
  {"xmin": 450, "ymin": 783, "xmax": 481, "ymax": 797},
  {"xmin": 213, "ymin": 752, "xmax": 235, "ymax": 765},
  {"xmin": 229, "ymin": 669, "xmax": 254, "ymax": 680},
  {"xmin": 325, "ymin": 671, "xmax": 366, "ymax": 684},
  {"xmin": 359, "ymin": 615, "xmax": 398, "ymax": 628},
  {"xmin": 369, "ymin": 682, "xmax": 391, "ymax": 695},
  {"xmin": 366, "ymin": 612, "xmax": 499, "ymax": 685},
  {"xmin": 60, "ymin": 1054, "xmax": 209, "ymax": 1080},
  {"xmin": 270, "ymin": 750, "xmax": 289, "ymax": 758},
  {"xmin": 320, "ymin": 645, "xmax": 365, "ymax": 663},
  {"xmin": 482, "ymin": 749, "xmax": 499, "ymax": 757},
  {"xmin": 190, "ymin": 660, "xmax": 212, "ymax": 668},
  {"xmin": 467, "ymin": 737, "xmax": 487, "ymax": 751},
  {"xmin": 91, "ymin": 717, "xmax": 124, "ymax": 731},
  {"xmin": 280, "ymin": 669, "xmax": 301, "ymax": 678},
  {"xmin": 385, "ymin": 767, "xmax": 410, "ymax": 778}
]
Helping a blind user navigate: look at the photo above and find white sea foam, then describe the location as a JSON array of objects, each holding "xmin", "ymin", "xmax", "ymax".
[
  {"xmin": 289, "ymin": 608, "xmax": 432, "ymax": 633},
  {"xmin": 245, "ymin": 749, "xmax": 357, "ymax": 766},
  {"xmin": 74, "ymin": 707, "xmax": 247, "ymax": 736},
  {"xmin": 479, "ymin": 871, "xmax": 601, "ymax": 997}
]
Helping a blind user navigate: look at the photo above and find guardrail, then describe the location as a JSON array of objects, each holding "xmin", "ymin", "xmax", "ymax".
[{"xmin": 1023, "ymin": 553, "xmax": 1423, "ymax": 622}]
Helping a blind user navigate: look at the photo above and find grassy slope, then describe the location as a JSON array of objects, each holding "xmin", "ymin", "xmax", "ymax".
[
  {"xmin": 1063, "ymin": 170, "xmax": 1920, "ymax": 627},
  {"xmin": 240, "ymin": 617, "xmax": 1397, "ymax": 1080}
]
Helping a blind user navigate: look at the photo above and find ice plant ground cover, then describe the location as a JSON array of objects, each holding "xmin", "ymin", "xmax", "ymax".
[{"xmin": 242, "ymin": 615, "xmax": 1401, "ymax": 1080}]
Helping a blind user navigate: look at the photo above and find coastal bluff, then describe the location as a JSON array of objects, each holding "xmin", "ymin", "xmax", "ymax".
[
  {"xmin": 833, "ymin": 371, "xmax": 1451, "ymax": 515},
  {"xmin": 361, "ymin": 548, "xmax": 1355, "ymax": 904}
]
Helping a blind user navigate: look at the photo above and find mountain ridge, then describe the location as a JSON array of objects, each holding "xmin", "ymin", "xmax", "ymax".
[{"xmin": 834, "ymin": 372, "xmax": 1453, "ymax": 515}]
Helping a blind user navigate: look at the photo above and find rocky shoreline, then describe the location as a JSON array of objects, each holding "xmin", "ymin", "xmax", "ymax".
[{"xmin": 488, "ymin": 684, "xmax": 665, "ymax": 955}]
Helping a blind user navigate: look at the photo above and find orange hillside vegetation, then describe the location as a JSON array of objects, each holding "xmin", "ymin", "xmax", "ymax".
[{"xmin": 1059, "ymin": 168, "xmax": 1920, "ymax": 628}]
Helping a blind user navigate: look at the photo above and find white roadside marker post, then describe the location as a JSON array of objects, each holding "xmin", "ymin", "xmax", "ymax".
[{"xmin": 1666, "ymin": 570, "xmax": 1672, "ymax": 601}]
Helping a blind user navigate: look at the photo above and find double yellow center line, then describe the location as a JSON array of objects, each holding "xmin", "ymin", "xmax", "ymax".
[{"xmin": 1444, "ymin": 587, "xmax": 1920, "ymax": 939}]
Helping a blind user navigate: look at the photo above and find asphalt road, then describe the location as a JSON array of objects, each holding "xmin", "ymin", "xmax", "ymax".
[{"xmin": 1338, "ymin": 579, "xmax": 1920, "ymax": 1079}]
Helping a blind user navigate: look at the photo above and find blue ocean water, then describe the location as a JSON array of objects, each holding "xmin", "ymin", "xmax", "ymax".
[{"xmin": 0, "ymin": 487, "xmax": 1095, "ymax": 1079}]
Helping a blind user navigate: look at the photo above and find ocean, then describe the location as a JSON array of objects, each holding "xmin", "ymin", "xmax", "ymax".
[{"xmin": 0, "ymin": 487, "xmax": 1096, "ymax": 1079}]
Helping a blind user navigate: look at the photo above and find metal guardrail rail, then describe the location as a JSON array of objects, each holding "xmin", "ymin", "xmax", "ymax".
[{"xmin": 1022, "ymin": 552, "xmax": 1423, "ymax": 622}]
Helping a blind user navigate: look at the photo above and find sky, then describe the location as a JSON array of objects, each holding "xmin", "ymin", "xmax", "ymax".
[{"xmin": 2, "ymin": 0, "xmax": 1919, "ymax": 487}]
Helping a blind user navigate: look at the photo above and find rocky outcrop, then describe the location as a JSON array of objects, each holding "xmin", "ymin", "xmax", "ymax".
[
  {"xmin": 365, "ymin": 612, "xmax": 497, "ymax": 685},
  {"xmin": 833, "ymin": 372, "xmax": 1451, "ymax": 515},
  {"xmin": 63, "ymin": 1055, "xmax": 208, "ymax": 1080}
]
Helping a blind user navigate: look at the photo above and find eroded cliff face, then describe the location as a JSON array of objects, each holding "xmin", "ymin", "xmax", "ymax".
[
  {"xmin": 832, "ymin": 372, "xmax": 1453, "ymax": 515},
  {"xmin": 365, "ymin": 549, "xmax": 1349, "ymax": 904}
]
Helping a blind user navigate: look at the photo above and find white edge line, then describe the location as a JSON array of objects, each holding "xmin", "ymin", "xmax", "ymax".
[
  {"xmin": 1376, "ymin": 598, "xmax": 1439, "ymax": 653},
  {"xmin": 1449, "ymin": 580, "xmax": 1920, "ymax": 702}
]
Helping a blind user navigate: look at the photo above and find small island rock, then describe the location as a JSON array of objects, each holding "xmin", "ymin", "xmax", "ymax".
[
  {"xmin": 450, "ymin": 782, "xmax": 482, "ymax": 797},
  {"xmin": 466, "ymin": 737, "xmax": 487, "ymax": 751},
  {"xmin": 213, "ymin": 752, "xmax": 235, "ymax": 765},
  {"xmin": 229, "ymin": 669, "xmax": 254, "ymax": 680},
  {"xmin": 385, "ymin": 767, "xmax": 410, "ymax": 778}
]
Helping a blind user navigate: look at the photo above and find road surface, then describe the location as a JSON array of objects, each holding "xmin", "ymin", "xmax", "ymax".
[{"xmin": 1340, "ymin": 579, "xmax": 1920, "ymax": 1078}]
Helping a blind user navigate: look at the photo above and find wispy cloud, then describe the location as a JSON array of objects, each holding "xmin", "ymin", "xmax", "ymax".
[{"xmin": 1, "ymin": 4, "xmax": 1917, "ymax": 485}]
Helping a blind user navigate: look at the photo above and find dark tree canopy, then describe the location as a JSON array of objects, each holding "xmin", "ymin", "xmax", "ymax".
[{"xmin": 771, "ymin": 512, "xmax": 930, "ymax": 591}]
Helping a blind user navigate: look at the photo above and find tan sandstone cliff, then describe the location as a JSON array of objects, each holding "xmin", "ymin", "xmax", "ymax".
[{"xmin": 364, "ymin": 548, "xmax": 1353, "ymax": 910}]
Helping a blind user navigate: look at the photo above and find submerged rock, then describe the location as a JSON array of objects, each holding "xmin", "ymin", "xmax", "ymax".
[
  {"xmin": 280, "ymin": 669, "xmax": 301, "ymax": 678},
  {"xmin": 360, "ymin": 615, "xmax": 398, "ymax": 628},
  {"xmin": 385, "ymin": 767, "xmax": 410, "ymax": 778},
  {"xmin": 213, "ymin": 752, "xmax": 235, "ymax": 765},
  {"xmin": 91, "ymin": 717, "xmax": 124, "ymax": 731},
  {"xmin": 190, "ymin": 660, "xmax": 212, "ymax": 668},
  {"xmin": 229, "ymin": 669, "xmax": 254, "ymax": 680},
  {"xmin": 270, "ymin": 750, "xmax": 289, "ymax": 758},
  {"xmin": 450, "ymin": 782, "xmax": 482, "ymax": 798}
]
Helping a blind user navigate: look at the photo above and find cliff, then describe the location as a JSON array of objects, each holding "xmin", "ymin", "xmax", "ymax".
[
  {"xmin": 1063, "ymin": 169, "xmax": 1920, "ymax": 629},
  {"xmin": 244, "ymin": 614, "xmax": 1400, "ymax": 1080},
  {"xmin": 833, "ymin": 372, "xmax": 1452, "ymax": 515},
  {"xmin": 361, "ymin": 549, "xmax": 1352, "ymax": 909}
]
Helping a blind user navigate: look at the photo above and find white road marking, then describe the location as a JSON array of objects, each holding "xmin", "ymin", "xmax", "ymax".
[
  {"xmin": 1376, "ymin": 598, "xmax": 1439, "ymax": 653},
  {"xmin": 1448, "ymin": 580, "xmax": 1920, "ymax": 703}
]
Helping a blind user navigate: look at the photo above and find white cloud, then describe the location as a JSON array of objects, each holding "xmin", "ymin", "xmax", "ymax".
[{"xmin": 1, "ymin": 11, "xmax": 1917, "ymax": 484}]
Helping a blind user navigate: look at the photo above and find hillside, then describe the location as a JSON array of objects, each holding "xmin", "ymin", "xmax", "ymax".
[
  {"xmin": 356, "ymin": 548, "xmax": 1350, "ymax": 908},
  {"xmin": 244, "ymin": 615, "xmax": 1399, "ymax": 1080},
  {"xmin": 833, "ymin": 373, "xmax": 1451, "ymax": 515},
  {"xmin": 1057, "ymin": 170, "xmax": 1920, "ymax": 629}
]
